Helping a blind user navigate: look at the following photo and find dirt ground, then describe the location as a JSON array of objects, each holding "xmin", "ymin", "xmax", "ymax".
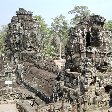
[{"xmin": 0, "ymin": 103, "xmax": 18, "ymax": 112}]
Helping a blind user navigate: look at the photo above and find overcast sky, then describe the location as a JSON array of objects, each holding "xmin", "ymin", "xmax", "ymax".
[{"xmin": 0, "ymin": 0, "xmax": 112, "ymax": 27}]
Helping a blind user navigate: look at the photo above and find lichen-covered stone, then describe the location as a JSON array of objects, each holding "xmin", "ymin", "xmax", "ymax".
[{"xmin": 64, "ymin": 15, "xmax": 112, "ymax": 111}]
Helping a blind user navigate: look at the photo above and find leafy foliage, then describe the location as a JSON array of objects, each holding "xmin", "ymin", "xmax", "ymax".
[
  {"xmin": 104, "ymin": 20, "xmax": 112, "ymax": 31},
  {"xmin": 0, "ymin": 25, "xmax": 8, "ymax": 53},
  {"xmin": 33, "ymin": 15, "xmax": 52, "ymax": 57},
  {"xmin": 69, "ymin": 6, "xmax": 91, "ymax": 25},
  {"xmin": 51, "ymin": 14, "xmax": 68, "ymax": 56}
]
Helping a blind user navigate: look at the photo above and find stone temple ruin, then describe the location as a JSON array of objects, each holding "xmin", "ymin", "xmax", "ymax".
[
  {"xmin": 4, "ymin": 8, "xmax": 61, "ymax": 106},
  {"xmin": 1, "ymin": 8, "xmax": 112, "ymax": 112},
  {"xmin": 64, "ymin": 15, "xmax": 112, "ymax": 111},
  {"xmin": 5, "ymin": 8, "xmax": 40, "ymax": 64}
]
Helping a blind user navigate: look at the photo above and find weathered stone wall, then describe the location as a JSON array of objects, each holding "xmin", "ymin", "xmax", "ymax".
[
  {"xmin": 4, "ymin": 8, "xmax": 62, "ymax": 106},
  {"xmin": 64, "ymin": 15, "xmax": 112, "ymax": 111},
  {"xmin": 5, "ymin": 8, "xmax": 40, "ymax": 64}
]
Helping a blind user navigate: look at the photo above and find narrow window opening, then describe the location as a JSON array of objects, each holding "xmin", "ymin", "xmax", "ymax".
[{"xmin": 86, "ymin": 32, "xmax": 91, "ymax": 47}]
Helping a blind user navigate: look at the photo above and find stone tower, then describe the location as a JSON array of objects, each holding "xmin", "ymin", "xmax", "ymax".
[
  {"xmin": 64, "ymin": 15, "xmax": 112, "ymax": 111},
  {"xmin": 5, "ymin": 8, "xmax": 40, "ymax": 64}
]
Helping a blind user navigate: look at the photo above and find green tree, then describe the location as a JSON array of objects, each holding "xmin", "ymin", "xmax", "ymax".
[
  {"xmin": 43, "ymin": 44, "xmax": 56, "ymax": 58},
  {"xmin": 51, "ymin": 14, "xmax": 68, "ymax": 58},
  {"xmin": 0, "ymin": 25, "xmax": 8, "ymax": 53},
  {"xmin": 104, "ymin": 20, "xmax": 112, "ymax": 31},
  {"xmin": 69, "ymin": 6, "xmax": 91, "ymax": 25},
  {"xmin": 33, "ymin": 15, "xmax": 49, "ymax": 43},
  {"xmin": 34, "ymin": 15, "xmax": 60, "ymax": 58},
  {"xmin": 33, "ymin": 15, "xmax": 51, "ymax": 58}
]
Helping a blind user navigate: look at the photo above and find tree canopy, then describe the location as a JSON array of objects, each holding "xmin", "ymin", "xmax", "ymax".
[
  {"xmin": 69, "ymin": 6, "xmax": 91, "ymax": 25},
  {"xmin": 51, "ymin": 14, "xmax": 68, "ymax": 57},
  {"xmin": 0, "ymin": 25, "xmax": 8, "ymax": 53},
  {"xmin": 104, "ymin": 20, "xmax": 112, "ymax": 31}
]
